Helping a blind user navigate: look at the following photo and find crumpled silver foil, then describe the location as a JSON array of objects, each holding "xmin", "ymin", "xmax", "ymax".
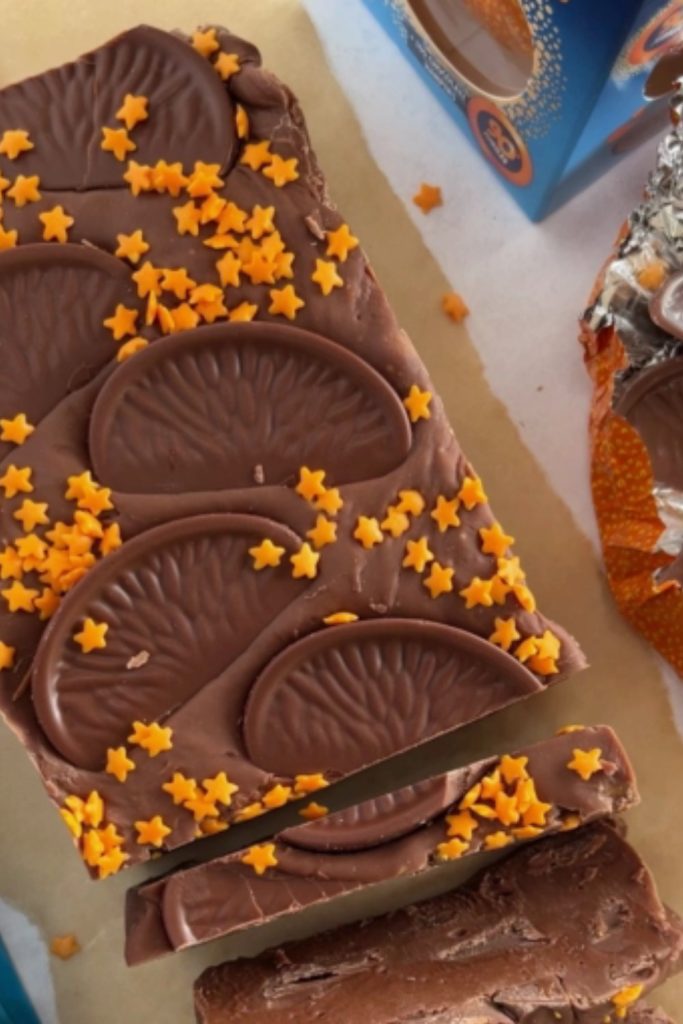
[{"xmin": 584, "ymin": 91, "xmax": 683, "ymax": 555}]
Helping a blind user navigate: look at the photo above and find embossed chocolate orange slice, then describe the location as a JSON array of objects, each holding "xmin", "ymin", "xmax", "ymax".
[
  {"xmin": 615, "ymin": 359, "xmax": 683, "ymax": 491},
  {"xmin": 88, "ymin": 323, "xmax": 413, "ymax": 494},
  {"xmin": 0, "ymin": 26, "xmax": 236, "ymax": 189},
  {"xmin": 0, "ymin": 244, "xmax": 134, "ymax": 434},
  {"xmin": 243, "ymin": 619, "xmax": 542, "ymax": 778},
  {"xmin": 31, "ymin": 513, "xmax": 303, "ymax": 770}
]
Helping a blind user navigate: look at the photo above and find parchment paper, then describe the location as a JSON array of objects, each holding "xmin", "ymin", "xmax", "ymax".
[{"xmin": 0, "ymin": 2, "xmax": 680, "ymax": 1021}]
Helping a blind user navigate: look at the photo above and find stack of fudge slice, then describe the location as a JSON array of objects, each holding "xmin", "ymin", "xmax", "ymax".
[{"xmin": 0, "ymin": 23, "xmax": 679, "ymax": 1021}]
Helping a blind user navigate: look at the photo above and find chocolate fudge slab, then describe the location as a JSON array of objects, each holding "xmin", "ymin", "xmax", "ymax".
[
  {"xmin": 0, "ymin": 25, "xmax": 583, "ymax": 879},
  {"xmin": 193, "ymin": 821, "xmax": 683, "ymax": 1024},
  {"xmin": 125, "ymin": 725, "xmax": 636, "ymax": 963}
]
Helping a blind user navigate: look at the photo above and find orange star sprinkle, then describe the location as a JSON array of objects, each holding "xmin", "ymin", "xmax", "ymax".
[
  {"xmin": 484, "ymin": 831, "xmax": 513, "ymax": 851},
  {"xmin": 101, "ymin": 126, "xmax": 136, "ymax": 162},
  {"xmin": 423, "ymin": 562, "xmax": 454, "ymax": 598},
  {"xmin": 131, "ymin": 261, "xmax": 161, "ymax": 299},
  {"xmin": 0, "ymin": 464, "xmax": 33, "ymax": 498},
  {"xmin": 161, "ymin": 267, "xmax": 197, "ymax": 300},
  {"xmin": 241, "ymin": 843, "xmax": 278, "ymax": 876},
  {"xmin": 13, "ymin": 499, "xmax": 49, "ymax": 532},
  {"xmin": 39, "ymin": 205, "xmax": 74, "ymax": 243},
  {"xmin": 248, "ymin": 204, "xmax": 276, "ymax": 239},
  {"xmin": 310, "ymin": 257, "xmax": 343, "ymax": 296},
  {"xmin": 200, "ymin": 819, "xmax": 229, "ymax": 836},
  {"xmin": 242, "ymin": 253, "xmax": 276, "ymax": 286},
  {"xmin": 173, "ymin": 200, "xmax": 202, "ymax": 237},
  {"xmin": 0, "ymin": 642, "xmax": 16, "ymax": 670},
  {"xmin": 353, "ymin": 515, "xmax": 384, "ymax": 549},
  {"xmin": 512, "ymin": 583, "xmax": 536, "ymax": 613},
  {"xmin": 229, "ymin": 301, "xmax": 258, "ymax": 322},
  {"xmin": 0, "ymin": 413, "xmax": 34, "ymax": 445},
  {"xmin": 73, "ymin": 617, "xmax": 108, "ymax": 653},
  {"xmin": 381, "ymin": 505, "xmax": 410, "ymax": 538},
  {"xmin": 567, "ymin": 748, "xmax": 603, "ymax": 781},
  {"xmin": 152, "ymin": 159, "xmax": 188, "ymax": 196},
  {"xmin": 316, "ymin": 487, "xmax": 344, "ymax": 516},
  {"xmin": 522, "ymin": 798, "xmax": 552, "ymax": 828},
  {"xmin": 7, "ymin": 174, "xmax": 41, "ymax": 207},
  {"xmin": 202, "ymin": 772, "xmax": 239, "ymax": 806},
  {"xmin": 499, "ymin": 754, "xmax": 529, "ymax": 785},
  {"xmin": 241, "ymin": 140, "xmax": 273, "ymax": 171},
  {"xmin": 117, "ymin": 337, "xmax": 149, "ymax": 362},
  {"xmin": 488, "ymin": 617, "xmax": 521, "ymax": 652},
  {"xmin": 403, "ymin": 384, "xmax": 432, "ymax": 423},
  {"xmin": 200, "ymin": 192, "xmax": 226, "ymax": 224},
  {"xmin": 263, "ymin": 154, "xmax": 299, "ymax": 187},
  {"xmin": 82, "ymin": 790, "xmax": 104, "ymax": 827},
  {"xmin": 431, "ymin": 495, "xmax": 460, "ymax": 532},
  {"xmin": 135, "ymin": 815, "xmax": 171, "ymax": 847},
  {"xmin": 115, "ymin": 93, "xmax": 149, "ymax": 131},
  {"xmin": 78, "ymin": 486, "xmax": 113, "ymax": 516},
  {"xmin": 192, "ymin": 27, "xmax": 220, "ymax": 56},
  {"xmin": 262, "ymin": 784, "xmax": 293, "ymax": 809},
  {"xmin": 214, "ymin": 51, "xmax": 241, "ymax": 80},
  {"xmin": 123, "ymin": 160, "xmax": 153, "ymax": 195},
  {"xmin": 162, "ymin": 772, "xmax": 198, "ymax": 806},
  {"xmin": 104, "ymin": 746, "xmax": 135, "ymax": 783},
  {"xmin": 0, "ymin": 129, "xmax": 34, "ymax": 160},
  {"xmin": 59, "ymin": 808, "xmax": 82, "ymax": 839},
  {"xmin": 235, "ymin": 104, "xmax": 249, "ymax": 139},
  {"xmin": 535, "ymin": 630, "xmax": 561, "ymax": 661},
  {"xmin": 396, "ymin": 489, "xmax": 425, "ymax": 516},
  {"xmin": 290, "ymin": 542, "xmax": 320, "ymax": 580},
  {"xmin": 50, "ymin": 935, "xmax": 80, "ymax": 960},
  {"xmin": 459, "ymin": 577, "xmax": 494, "ymax": 609},
  {"xmin": 100, "ymin": 523, "xmax": 122, "ymax": 556},
  {"xmin": 103, "ymin": 304, "xmax": 139, "ymax": 341},
  {"xmin": 0, "ymin": 546, "xmax": 22, "ymax": 581},
  {"xmin": 445, "ymin": 810, "xmax": 478, "ymax": 841},
  {"xmin": 97, "ymin": 846, "xmax": 129, "ymax": 879},
  {"xmin": 35, "ymin": 588, "xmax": 60, "ymax": 621},
  {"xmin": 435, "ymin": 837, "xmax": 468, "ymax": 860},
  {"xmin": 299, "ymin": 801, "xmax": 329, "ymax": 820},
  {"xmin": 216, "ymin": 251, "xmax": 242, "ymax": 288},
  {"xmin": 480, "ymin": 769, "xmax": 502, "ymax": 800},
  {"xmin": 495, "ymin": 790, "xmax": 520, "ymax": 826},
  {"xmin": 413, "ymin": 182, "xmax": 442, "ymax": 213},
  {"xmin": 556, "ymin": 724, "xmax": 585, "ymax": 735},
  {"xmin": 233, "ymin": 802, "xmax": 264, "ymax": 822},
  {"xmin": 268, "ymin": 283, "xmax": 305, "ymax": 320},
  {"xmin": 296, "ymin": 466, "xmax": 327, "ymax": 501},
  {"xmin": 130, "ymin": 721, "xmax": 173, "ymax": 757},
  {"xmin": 458, "ymin": 476, "xmax": 487, "ymax": 509},
  {"xmin": 115, "ymin": 229, "xmax": 149, "ymax": 265},
  {"xmin": 479, "ymin": 522, "xmax": 515, "ymax": 558},
  {"xmin": 442, "ymin": 292, "xmax": 469, "ymax": 322},
  {"xmin": 307, "ymin": 514, "xmax": 338, "ymax": 550},
  {"xmin": 326, "ymin": 223, "xmax": 359, "ymax": 262},
  {"xmin": 402, "ymin": 537, "xmax": 434, "ymax": 573},
  {"xmin": 0, "ymin": 226, "xmax": 18, "ymax": 250},
  {"xmin": 294, "ymin": 773, "xmax": 328, "ymax": 794},
  {"xmin": 612, "ymin": 985, "xmax": 644, "ymax": 1019},
  {"xmin": 323, "ymin": 611, "xmax": 359, "ymax": 625},
  {"xmin": 249, "ymin": 538, "xmax": 286, "ymax": 570},
  {"xmin": 186, "ymin": 161, "xmax": 224, "ymax": 197}
]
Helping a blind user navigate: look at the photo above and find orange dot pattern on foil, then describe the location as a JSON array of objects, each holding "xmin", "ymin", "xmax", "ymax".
[{"xmin": 582, "ymin": 316, "xmax": 683, "ymax": 675}]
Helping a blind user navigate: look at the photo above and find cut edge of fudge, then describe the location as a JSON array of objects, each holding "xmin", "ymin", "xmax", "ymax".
[
  {"xmin": 124, "ymin": 724, "xmax": 636, "ymax": 964},
  {"xmin": 192, "ymin": 819, "xmax": 683, "ymax": 1024}
]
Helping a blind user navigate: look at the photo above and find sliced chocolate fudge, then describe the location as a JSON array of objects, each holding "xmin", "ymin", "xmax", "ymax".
[
  {"xmin": 0, "ymin": 25, "xmax": 583, "ymax": 878},
  {"xmin": 193, "ymin": 820, "xmax": 683, "ymax": 1024},
  {"xmin": 125, "ymin": 725, "xmax": 636, "ymax": 963}
]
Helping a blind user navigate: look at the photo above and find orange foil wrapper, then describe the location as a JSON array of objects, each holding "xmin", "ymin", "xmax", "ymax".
[{"xmin": 581, "ymin": 95, "xmax": 683, "ymax": 674}]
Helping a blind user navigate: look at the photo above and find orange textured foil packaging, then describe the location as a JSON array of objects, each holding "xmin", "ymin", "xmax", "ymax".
[{"xmin": 581, "ymin": 91, "xmax": 683, "ymax": 675}]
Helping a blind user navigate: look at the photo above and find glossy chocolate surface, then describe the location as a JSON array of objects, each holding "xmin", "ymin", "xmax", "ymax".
[
  {"xmin": 125, "ymin": 726, "xmax": 637, "ymax": 963},
  {"xmin": 0, "ymin": 25, "xmax": 584, "ymax": 874},
  {"xmin": 193, "ymin": 821, "xmax": 683, "ymax": 1024}
]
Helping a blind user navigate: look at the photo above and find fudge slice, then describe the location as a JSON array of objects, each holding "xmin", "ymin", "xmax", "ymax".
[
  {"xmin": 125, "ymin": 725, "xmax": 636, "ymax": 963},
  {"xmin": 0, "ymin": 25, "xmax": 583, "ymax": 879},
  {"xmin": 193, "ymin": 820, "xmax": 683, "ymax": 1024}
]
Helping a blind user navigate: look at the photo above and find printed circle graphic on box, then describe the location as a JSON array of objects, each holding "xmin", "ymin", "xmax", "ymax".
[
  {"xmin": 466, "ymin": 97, "xmax": 533, "ymax": 187},
  {"xmin": 626, "ymin": 0, "xmax": 683, "ymax": 68}
]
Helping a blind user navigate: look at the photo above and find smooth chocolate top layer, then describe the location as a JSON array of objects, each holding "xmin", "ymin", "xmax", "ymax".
[
  {"xmin": 125, "ymin": 726, "xmax": 637, "ymax": 963},
  {"xmin": 193, "ymin": 821, "xmax": 683, "ymax": 1024},
  {"xmin": 0, "ymin": 25, "xmax": 583, "ymax": 875}
]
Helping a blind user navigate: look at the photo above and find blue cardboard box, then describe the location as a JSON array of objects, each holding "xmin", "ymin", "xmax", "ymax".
[{"xmin": 363, "ymin": 0, "xmax": 683, "ymax": 219}]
